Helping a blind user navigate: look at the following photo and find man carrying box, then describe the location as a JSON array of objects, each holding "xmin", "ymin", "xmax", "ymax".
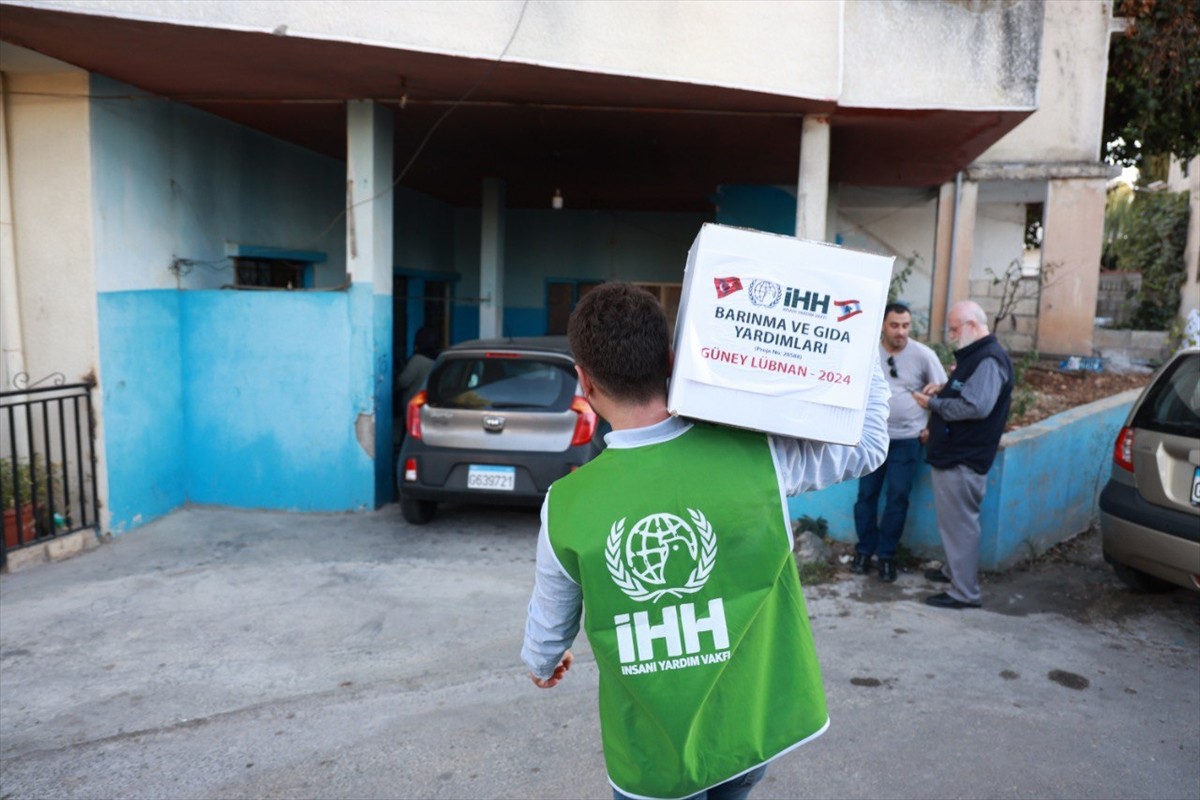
[{"xmin": 521, "ymin": 282, "xmax": 890, "ymax": 800}]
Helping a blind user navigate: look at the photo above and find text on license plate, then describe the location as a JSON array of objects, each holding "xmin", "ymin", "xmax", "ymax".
[
  {"xmin": 1192, "ymin": 467, "xmax": 1200, "ymax": 507},
  {"xmin": 468, "ymin": 465, "xmax": 515, "ymax": 491}
]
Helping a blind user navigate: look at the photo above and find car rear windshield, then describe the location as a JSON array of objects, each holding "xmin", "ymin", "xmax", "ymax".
[
  {"xmin": 1131, "ymin": 353, "xmax": 1200, "ymax": 435},
  {"xmin": 426, "ymin": 355, "xmax": 577, "ymax": 411}
]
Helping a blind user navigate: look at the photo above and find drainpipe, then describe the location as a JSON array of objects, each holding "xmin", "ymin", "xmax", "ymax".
[
  {"xmin": 944, "ymin": 169, "xmax": 964, "ymax": 340},
  {"xmin": 0, "ymin": 73, "xmax": 27, "ymax": 390}
]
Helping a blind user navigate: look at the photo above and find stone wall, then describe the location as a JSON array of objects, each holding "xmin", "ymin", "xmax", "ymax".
[
  {"xmin": 1096, "ymin": 271, "xmax": 1141, "ymax": 327},
  {"xmin": 969, "ymin": 276, "xmax": 1041, "ymax": 354},
  {"xmin": 1092, "ymin": 326, "xmax": 1171, "ymax": 368}
]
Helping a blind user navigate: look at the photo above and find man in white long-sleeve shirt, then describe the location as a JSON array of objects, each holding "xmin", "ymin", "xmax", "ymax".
[{"xmin": 521, "ymin": 282, "xmax": 890, "ymax": 800}]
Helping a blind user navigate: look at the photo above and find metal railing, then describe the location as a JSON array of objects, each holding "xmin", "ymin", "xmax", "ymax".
[{"xmin": 2, "ymin": 379, "xmax": 100, "ymax": 563}]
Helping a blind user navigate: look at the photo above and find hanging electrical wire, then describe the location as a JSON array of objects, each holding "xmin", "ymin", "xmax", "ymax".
[{"xmin": 301, "ymin": 0, "xmax": 531, "ymax": 249}]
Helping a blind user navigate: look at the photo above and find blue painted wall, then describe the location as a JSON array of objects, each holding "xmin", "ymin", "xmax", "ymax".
[
  {"xmin": 182, "ymin": 289, "xmax": 374, "ymax": 511},
  {"xmin": 90, "ymin": 75, "xmax": 369, "ymax": 530},
  {"xmin": 97, "ymin": 291, "xmax": 186, "ymax": 532},
  {"xmin": 789, "ymin": 391, "xmax": 1139, "ymax": 569},
  {"xmin": 90, "ymin": 75, "xmax": 348, "ymax": 293},
  {"xmin": 713, "ymin": 185, "xmax": 797, "ymax": 235},
  {"xmin": 443, "ymin": 207, "xmax": 710, "ymax": 340}
]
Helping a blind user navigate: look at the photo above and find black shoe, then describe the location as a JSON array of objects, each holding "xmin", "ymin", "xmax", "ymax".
[
  {"xmin": 851, "ymin": 552, "xmax": 873, "ymax": 575},
  {"xmin": 924, "ymin": 568, "xmax": 951, "ymax": 584},
  {"xmin": 877, "ymin": 559, "xmax": 898, "ymax": 583},
  {"xmin": 924, "ymin": 592, "xmax": 981, "ymax": 609}
]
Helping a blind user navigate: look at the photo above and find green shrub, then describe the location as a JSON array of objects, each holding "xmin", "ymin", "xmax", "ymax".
[{"xmin": 1108, "ymin": 191, "xmax": 1190, "ymax": 330}]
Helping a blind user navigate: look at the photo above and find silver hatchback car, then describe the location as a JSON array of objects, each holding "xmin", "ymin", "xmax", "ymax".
[
  {"xmin": 1099, "ymin": 349, "xmax": 1200, "ymax": 592},
  {"xmin": 396, "ymin": 336, "xmax": 606, "ymax": 524}
]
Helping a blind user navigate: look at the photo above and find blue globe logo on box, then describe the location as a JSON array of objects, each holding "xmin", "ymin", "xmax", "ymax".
[
  {"xmin": 748, "ymin": 279, "xmax": 782, "ymax": 308},
  {"xmin": 606, "ymin": 509, "xmax": 718, "ymax": 603}
]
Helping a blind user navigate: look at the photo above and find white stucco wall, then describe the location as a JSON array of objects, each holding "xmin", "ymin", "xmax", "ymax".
[
  {"xmin": 834, "ymin": 187, "xmax": 938, "ymax": 332},
  {"xmin": 10, "ymin": 0, "xmax": 1040, "ymax": 110},
  {"xmin": 10, "ymin": 0, "xmax": 841, "ymax": 100},
  {"xmin": 973, "ymin": 202, "xmax": 1027, "ymax": 281},
  {"xmin": 3, "ymin": 69, "xmax": 99, "ymax": 388},
  {"xmin": 841, "ymin": 0, "xmax": 1041, "ymax": 109},
  {"xmin": 978, "ymin": 0, "xmax": 1111, "ymax": 163}
]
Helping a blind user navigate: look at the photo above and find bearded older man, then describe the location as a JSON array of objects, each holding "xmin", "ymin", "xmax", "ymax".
[{"xmin": 913, "ymin": 300, "xmax": 1013, "ymax": 609}]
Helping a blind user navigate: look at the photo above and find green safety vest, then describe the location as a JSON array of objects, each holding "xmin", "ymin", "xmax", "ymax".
[{"xmin": 547, "ymin": 423, "xmax": 828, "ymax": 800}]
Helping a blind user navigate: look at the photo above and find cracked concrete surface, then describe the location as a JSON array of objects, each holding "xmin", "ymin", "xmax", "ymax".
[{"xmin": 1, "ymin": 507, "xmax": 1196, "ymax": 799}]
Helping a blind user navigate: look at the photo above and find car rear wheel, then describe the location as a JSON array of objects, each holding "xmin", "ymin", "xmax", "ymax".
[
  {"xmin": 1111, "ymin": 561, "xmax": 1173, "ymax": 593},
  {"xmin": 401, "ymin": 497, "xmax": 437, "ymax": 525}
]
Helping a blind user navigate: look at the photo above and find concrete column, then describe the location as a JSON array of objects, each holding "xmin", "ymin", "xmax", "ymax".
[
  {"xmin": 1036, "ymin": 177, "xmax": 1106, "ymax": 356},
  {"xmin": 948, "ymin": 178, "xmax": 978, "ymax": 309},
  {"xmin": 795, "ymin": 115, "xmax": 830, "ymax": 241},
  {"xmin": 346, "ymin": 100, "xmax": 395, "ymax": 505},
  {"xmin": 929, "ymin": 181, "xmax": 956, "ymax": 343},
  {"xmin": 1178, "ymin": 156, "xmax": 1200, "ymax": 322},
  {"xmin": 0, "ymin": 74, "xmax": 27, "ymax": 390},
  {"xmin": 479, "ymin": 178, "xmax": 506, "ymax": 338}
]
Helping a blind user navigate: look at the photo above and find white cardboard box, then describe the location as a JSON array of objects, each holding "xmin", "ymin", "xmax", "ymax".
[{"xmin": 668, "ymin": 223, "xmax": 894, "ymax": 445}]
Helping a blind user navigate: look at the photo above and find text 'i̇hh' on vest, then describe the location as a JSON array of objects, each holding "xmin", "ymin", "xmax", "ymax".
[{"xmin": 547, "ymin": 423, "xmax": 829, "ymax": 799}]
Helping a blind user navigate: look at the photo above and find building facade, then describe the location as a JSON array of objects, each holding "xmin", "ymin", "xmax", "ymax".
[{"xmin": 0, "ymin": 0, "xmax": 1116, "ymax": 533}]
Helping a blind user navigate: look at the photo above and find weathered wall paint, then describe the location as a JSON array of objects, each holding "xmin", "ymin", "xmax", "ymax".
[
  {"xmin": 1036, "ymin": 178, "xmax": 1108, "ymax": 355},
  {"xmin": 37, "ymin": 0, "xmax": 844, "ymax": 103},
  {"xmin": 96, "ymin": 290, "xmax": 185, "ymax": 532},
  {"xmin": 790, "ymin": 389, "xmax": 1138, "ymax": 571},
  {"xmin": 90, "ymin": 75, "xmax": 347, "ymax": 293},
  {"xmin": 372, "ymin": 291, "xmax": 394, "ymax": 503},
  {"xmin": 979, "ymin": 0, "xmax": 1110, "ymax": 163},
  {"xmin": 91, "ymin": 74, "xmax": 359, "ymax": 529},
  {"xmin": 3, "ymin": 68, "xmax": 111, "ymax": 527},
  {"xmin": 182, "ymin": 289, "xmax": 374, "ymax": 511}
]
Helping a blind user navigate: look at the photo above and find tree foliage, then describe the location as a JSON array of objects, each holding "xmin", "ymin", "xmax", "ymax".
[
  {"xmin": 1104, "ymin": 0, "xmax": 1200, "ymax": 167},
  {"xmin": 1108, "ymin": 191, "xmax": 1191, "ymax": 328}
]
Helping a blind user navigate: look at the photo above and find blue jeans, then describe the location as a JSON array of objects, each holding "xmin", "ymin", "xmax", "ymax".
[
  {"xmin": 613, "ymin": 765, "xmax": 768, "ymax": 800},
  {"xmin": 853, "ymin": 437, "xmax": 921, "ymax": 560}
]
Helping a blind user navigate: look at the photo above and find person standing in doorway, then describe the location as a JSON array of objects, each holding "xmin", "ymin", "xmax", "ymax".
[
  {"xmin": 397, "ymin": 325, "xmax": 440, "ymax": 413},
  {"xmin": 852, "ymin": 302, "xmax": 947, "ymax": 582},
  {"xmin": 913, "ymin": 300, "xmax": 1013, "ymax": 609}
]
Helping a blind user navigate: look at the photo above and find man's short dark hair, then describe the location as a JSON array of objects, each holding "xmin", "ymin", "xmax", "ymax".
[
  {"xmin": 568, "ymin": 282, "xmax": 671, "ymax": 403},
  {"xmin": 884, "ymin": 302, "xmax": 912, "ymax": 317}
]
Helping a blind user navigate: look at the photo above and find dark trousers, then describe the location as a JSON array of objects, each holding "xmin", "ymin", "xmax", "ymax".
[
  {"xmin": 613, "ymin": 765, "xmax": 768, "ymax": 800},
  {"xmin": 853, "ymin": 437, "xmax": 922, "ymax": 560}
]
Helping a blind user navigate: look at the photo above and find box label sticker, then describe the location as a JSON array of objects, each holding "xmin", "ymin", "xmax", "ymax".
[{"xmin": 679, "ymin": 251, "xmax": 883, "ymax": 410}]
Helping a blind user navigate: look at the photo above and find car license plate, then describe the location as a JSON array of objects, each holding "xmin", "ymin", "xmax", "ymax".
[
  {"xmin": 1192, "ymin": 467, "xmax": 1200, "ymax": 507},
  {"xmin": 468, "ymin": 465, "xmax": 515, "ymax": 491}
]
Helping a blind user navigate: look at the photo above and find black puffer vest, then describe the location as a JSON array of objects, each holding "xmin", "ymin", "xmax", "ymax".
[{"xmin": 926, "ymin": 334, "xmax": 1013, "ymax": 474}]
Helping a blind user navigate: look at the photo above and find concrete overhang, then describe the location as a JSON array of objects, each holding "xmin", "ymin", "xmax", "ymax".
[{"xmin": 0, "ymin": 3, "xmax": 1036, "ymax": 211}]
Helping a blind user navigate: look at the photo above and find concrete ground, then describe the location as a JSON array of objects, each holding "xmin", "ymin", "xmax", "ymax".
[{"xmin": 1, "ymin": 505, "xmax": 1197, "ymax": 800}]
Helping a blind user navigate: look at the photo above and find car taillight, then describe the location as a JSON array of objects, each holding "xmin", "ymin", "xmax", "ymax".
[
  {"xmin": 404, "ymin": 457, "xmax": 418, "ymax": 483},
  {"xmin": 570, "ymin": 396, "xmax": 598, "ymax": 447},
  {"xmin": 407, "ymin": 391, "xmax": 427, "ymax": 440},
  {"xmin": 1113, "ymin": 426, "xmax": 1134, "ymax": 472}
]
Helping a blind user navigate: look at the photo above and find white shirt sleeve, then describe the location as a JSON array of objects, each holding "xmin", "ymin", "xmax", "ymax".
[
  {"xmin": 520, "ymin": 493, "xmax": 582, "ymax": 680},
  {"xmin": 926, "ymin": 346, "xmax": 949, "ymax": 386},
  {"xmin": 769, "ymin": 355, "xmax": 891, "ymax": 496}
]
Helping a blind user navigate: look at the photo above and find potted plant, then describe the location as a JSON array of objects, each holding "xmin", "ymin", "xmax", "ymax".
[
  {"xmin": 3, "ymin": 457, "xmax": 35, "ymax": 548},
  {"xmin": 1, "ymin": 457, "xmax": 59, "ymax": 549}
]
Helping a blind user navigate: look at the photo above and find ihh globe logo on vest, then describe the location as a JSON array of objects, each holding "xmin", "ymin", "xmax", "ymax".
[{"xmin": 606, "ymin": 509, "xmax": 717, "ymax": 603}]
